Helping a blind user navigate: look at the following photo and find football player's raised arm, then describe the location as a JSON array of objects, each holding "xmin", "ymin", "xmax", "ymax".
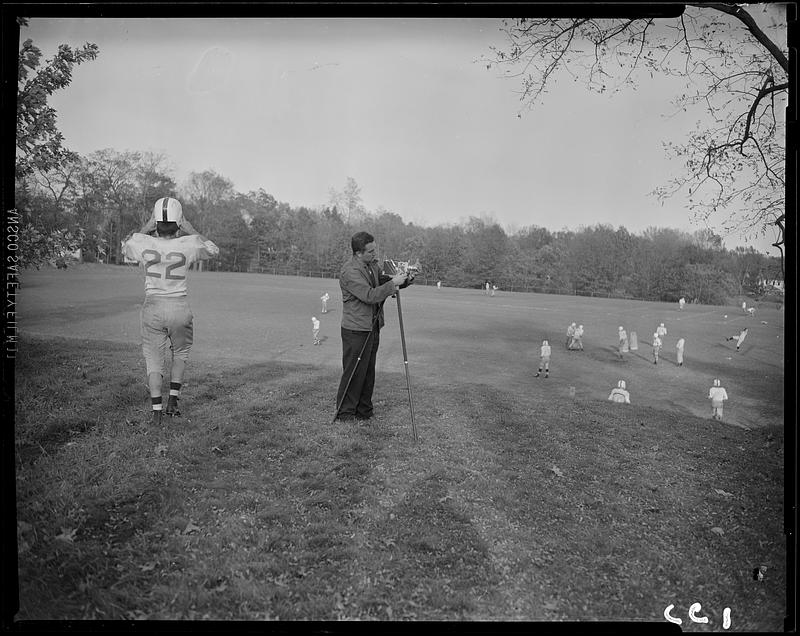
[{"xmin": 180, "ymin": 218, "xmax": 199, "ymax": 236}]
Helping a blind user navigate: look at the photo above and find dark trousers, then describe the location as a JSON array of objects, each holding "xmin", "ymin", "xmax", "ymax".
[{"xmin": 336, "ymin": 327, "xmax": 380, "ymax": 418}]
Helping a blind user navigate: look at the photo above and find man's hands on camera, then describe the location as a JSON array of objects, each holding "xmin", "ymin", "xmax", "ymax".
[{"xmin": 391, "ymin": 273, "xmax": 408, "ymax": 288}]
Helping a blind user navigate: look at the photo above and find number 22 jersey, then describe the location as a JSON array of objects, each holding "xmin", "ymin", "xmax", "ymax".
[{"xmin": 122, "ymin": 233, "xmax": 219, "ymax": 297}]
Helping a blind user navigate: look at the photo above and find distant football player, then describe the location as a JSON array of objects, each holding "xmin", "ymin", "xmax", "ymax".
[
  {"xmin": 678, "ymin": 297, "xmax": 686, "ymax": 311},
  {"xmin": 656, "ymin": 322, "xmax": 668, "ymax": 340},
  {"xmin": 652, "ymin": 332, "xmax": 663, "ymax": 364},
  {"xmin": 312, "ymin": 316, "xmax": 321, "ymax": 345},
  {"xmin": 618, "ymin": 326, "xmax": 629, "ymax": 358},
  {"xmin": 726, "ymin": 327, "xmax": 749, "ymax": 351},
  {"xmin": 321, "ymin": 292, "xmax": 330, "ymax": 313},
  {"xmin": 569, "ymin": 324, "xmax": 585, "ymax": 351},
  {"xmin": 122, "ymin": 197, "xmax": 219, "ymax": 425},
  {"xmin": 608, "ymin": 380, "xmax": 630, "ymax": 404},
  {"xmin": 566, "ymin": 322, "xmax": 576, "ymax": 349},
  {"xmin": 534, "ymin": 339, "xmax": 551, "ymax": 378},
  {"xmin": 676, "ymin": 337, "xmax": 685, "ymax": 366},
  {"xmin": 742, "ymin": 300, "xmax": 747, "ymax": 314},
  {"xmin": 708, "ymin": 379, "xmax": 728, "ymax": 420}
]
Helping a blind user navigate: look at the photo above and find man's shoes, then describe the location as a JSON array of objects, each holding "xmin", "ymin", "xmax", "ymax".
[
  {"xmin": 534, "ymin": 372, "xmax": 540, "ymax": 378},
  {"xmin": 165, "ymin": 397, "xmax": 181, "ymax": 417},
  {"xmin": 544, "ymin": 373, "xmax": 549, "ymax": 378},
  {"xmin": 336, "ymin": 413, "xmax": 356, "ymax": 422},
  {"xmin": 355, "ymin": 412, "xmax": 373, "ymax": 421},
  {"xmin": 151, "ymin": 410, "xmax": 162, "ymax": 426}
]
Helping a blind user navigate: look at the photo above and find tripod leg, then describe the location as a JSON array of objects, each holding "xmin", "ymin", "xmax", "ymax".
[{"xmin": 395, "ymin": 291, "xmax": 418, "ymax": 441}]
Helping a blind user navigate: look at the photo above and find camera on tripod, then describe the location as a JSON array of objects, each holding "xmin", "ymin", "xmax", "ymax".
[{"xmin": 382, "ymin": 259, "xmax": 421, "ymax": 279}]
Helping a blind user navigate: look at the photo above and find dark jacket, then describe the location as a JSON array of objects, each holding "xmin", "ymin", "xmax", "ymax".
[{"xmin": 339, "ymin": 257, "xmax": 396, "ymax": 331}]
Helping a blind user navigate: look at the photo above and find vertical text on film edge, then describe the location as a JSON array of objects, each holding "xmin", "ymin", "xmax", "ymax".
[{"xmin": 6, "ymin": 208, "xmax": 20, "ymax": 358}]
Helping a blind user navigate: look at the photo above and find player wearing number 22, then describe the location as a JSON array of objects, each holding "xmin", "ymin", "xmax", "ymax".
[{"xmin": 122, "ymin": 197, "xmax": 219, "ymax": 425}]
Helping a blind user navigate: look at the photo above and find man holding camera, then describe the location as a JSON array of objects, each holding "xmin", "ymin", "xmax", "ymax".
[{"xmin": 335, "ymin": 231, "xmax": 413, "ymax": 422}]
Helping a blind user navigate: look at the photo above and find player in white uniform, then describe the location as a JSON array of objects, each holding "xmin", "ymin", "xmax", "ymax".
[
  {"xmin": 570, "ymin": 324, "xmax": 584, "ymax": 350},
  {"xmin": 312, "ymin": 316, "xmax": 321, "ymax": 345},
  {"xmin": 678, "ymin": 297, "xmax": 686, "ymax": 311},
  {"xmin": 122, "ymin": 197, "xmax": 219, "ymax": 425},
  {"xmin": 675, "ymin": 337, "xmax": 685, "ymax": 366},
  {"xmin": 608, "ymin": 380, "xmax": 630, "ymax": 404},
  {"xmin": 726, "ymin": 327, "xmax": 749, "ymax": 351},
  {"xmin": 707, "ymin": 378, "xmax": 728, "ymax": 420},
  {"xmin": 652, "ymin": 332, "xmax": 663, "ymax": 364},
  {"xmin": 656, "ymin": 322, "xmax": 667, "ymax": 340},
  {"xmin": 534, "ymin": 339, "xmax": 551, "ymax": 378},
  {"xmin": 566, "ymin": 322, "xmax": 576, "ymax": 349},
  {"xmin": 618, "ymin": 326, "xmax": 628, "ymax": 358},
  {"xmin": 320, "ymin": 292, "xmax": 330, "ymax": 313}
]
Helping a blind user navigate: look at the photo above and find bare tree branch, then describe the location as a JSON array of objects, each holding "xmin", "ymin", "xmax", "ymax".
[{"xmin": 696, "ymin": 3, "xmax": 788, "ymax": 72}]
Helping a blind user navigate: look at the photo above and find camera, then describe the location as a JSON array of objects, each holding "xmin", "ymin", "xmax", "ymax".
[{"xmin": 382, "ymin": 259, "xmax": 421, "ymax": 278}]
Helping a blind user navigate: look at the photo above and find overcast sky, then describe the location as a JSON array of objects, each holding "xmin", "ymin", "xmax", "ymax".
[{"xmin": 24, "ymin": 9, "xmax": 785, "ymax": 255}]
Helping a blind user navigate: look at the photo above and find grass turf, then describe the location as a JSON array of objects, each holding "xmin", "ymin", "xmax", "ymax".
[{"xmin": 13, "ymin": 332, "xmax": 785, "ymax": 627}]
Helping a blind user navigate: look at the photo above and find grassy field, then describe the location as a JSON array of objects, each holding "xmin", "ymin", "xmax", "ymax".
[{"xmin": 12, "ymin": 264, "xmax": 787, "ymax": 627}]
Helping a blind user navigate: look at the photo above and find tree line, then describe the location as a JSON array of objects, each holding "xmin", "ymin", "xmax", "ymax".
[
  {"xmin": 14, "ymin": 12, "xmax": 783, "ymax": 305},
  {"xmin": 15, "ymin": 150, "xmax": 782, "ymax": 305}
]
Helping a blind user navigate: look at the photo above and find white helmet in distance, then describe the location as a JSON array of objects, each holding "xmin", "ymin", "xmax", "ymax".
[
  {"xmin": 618, "ymin": 380, "xmax": 626, "ymax": 389},
  {"xmin": 713, "ymin": 378, "xmax": 721, "ymax": 387},
  {"xmin": 619, "ymin": 326, "xmax": 624, "ymax": 331},
  {"xmin": 153, "ymin": 197, "xmax": 183, "ymax": 225},
  {"xmin": 542, "ymin": 339, "xmax": 549, "ymax": 346}
]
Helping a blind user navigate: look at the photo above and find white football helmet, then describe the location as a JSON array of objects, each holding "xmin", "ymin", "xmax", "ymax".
[
  {"xmin": 542, "ymin": 340, "xmax": 549, "ymax": 346},
  {"xmin": 153, "ymin": 197, "xmax": 183, "ymax": 224},
  {"xmin": 713, "ymin": 379, "xmax": 721, "ymax": 387},
  {"xmin": 618, "ymin": 380, "xmax": 626, "ymax": 389}
]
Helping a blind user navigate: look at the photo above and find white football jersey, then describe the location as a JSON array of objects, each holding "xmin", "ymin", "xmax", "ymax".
[
  {"xmin": 708, "ymin": 386, "xmax": 728, "ymax": 404},
  {"xmin": 123, "ymin": 233, "xmax": 219, "ymax": 297},
  {"xmin": 540, "ymin": 344, "xmax": 552, "ymax": 358},
  {"xmin": 608, "ymin": 388, "xmax": 630, "ymax": 404}
]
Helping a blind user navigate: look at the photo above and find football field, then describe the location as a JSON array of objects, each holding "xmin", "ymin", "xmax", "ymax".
[
  {"xmin": 13, "ymin": 263, "xmax": 787, "ymax": 624},
  {"xmin": 19, "ymin": 264, "xmax": 784, "ymax": 430}
]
